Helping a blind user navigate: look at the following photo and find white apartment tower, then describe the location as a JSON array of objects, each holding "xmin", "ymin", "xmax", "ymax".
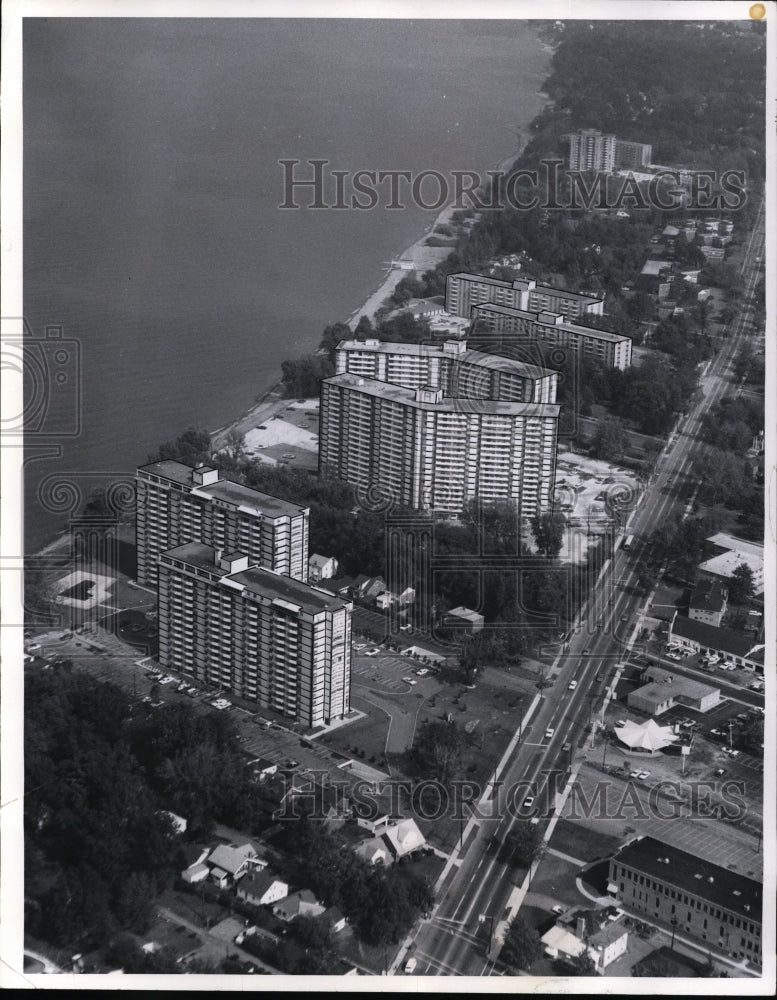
[
  {"xmin": 135, "ymin": 460, "xmax": 310, "ymax": 586},
  {"xmin": 157, "ymin": 543, "xmax": 351, "ymax": 728}
]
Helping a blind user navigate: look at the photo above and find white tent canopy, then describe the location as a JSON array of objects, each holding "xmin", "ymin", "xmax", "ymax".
[{"xmin": 616, "ymin": 718, "xmax": 679, "ymax": 753}]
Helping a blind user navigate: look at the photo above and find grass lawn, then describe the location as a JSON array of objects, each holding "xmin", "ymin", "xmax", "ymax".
[{"xmin": 549, "ymin": 818, "xmax": 622, "ymax": 863}]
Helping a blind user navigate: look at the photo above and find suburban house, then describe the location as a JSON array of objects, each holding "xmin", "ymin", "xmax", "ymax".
[
  {"xmin": 382, "ymin": 818, "xmax": 426, "ymax": 861},
  {"xmin": 249, "ymin": 757, "xmax": 279, "ymax": 780},
  {"xmin": 308, "ymin": 553, "xmax": 339, "ymax": 584},
  {"xmin": 235, "ymin": 871, "xmax": 289, "ymax": 908},
  {"xmin": 160, "ymin": 810, "xmax": 188, "ymax": 835},
  {"xmin": 180, "ymin": 845, "xmax": 211, "ymax": 884},
  {"xmin": 354, "ymin": 810, "xmax": 391, "ymax": 835},
  {"xmin": 354, "ymin": 836, "xmax": 392, "ymax": 867},
  {"xmin": 273, "ymin": 889, "xmax": 326, "ymax": 922},
  {"xmin": 322, "ymin": 906, "xmax": 348, "ymax": 934},
  {"xmin": 627, "ymin": 665, "xmax": 721, "ymax": 716},
  {"xmin": 688, "ymin": 579, "xmax": 728, "ymax": 628},
  {"xmin": 375, "ymin": 591, "xmax": 396, "ymax": 610},
  {"xmin": 668, "ymin": 612, "xmax": 765, "ymax": 672},
  {"xmin": 542, "ymin": 907, "xmax": 629, "ymax": 973},
  {"xmin": 443, "ymin": 606, "xmax": 484, "ymax": 634},
  {"xmin": 207, "ymin": 842, "xmax": 264, "ymax": 886},
  {"xmin": 375, "ymin": 586, "xmax": 416, "ymax": 611}
]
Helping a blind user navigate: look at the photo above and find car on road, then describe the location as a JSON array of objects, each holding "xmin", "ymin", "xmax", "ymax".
[
  {"xmin": 568, "ymin": 679, "xmax": 577, "ymax": 690},
  {"xmin": 620, "ymin": 615, "xmax": 628, "ymax": 622},
  {"xmin": 402, "ymin": 677, "xmax": 418, "ymax": 685},
  {"xmin": 562, "ymin": 742, "xmax": 571, "ymax": 753},
  {"xmin": 551, "ymin": 905, "xmax": 566, "ymax": 915},
  {"xmin": 615, "ymin": 719, "xmax": 626, "ymax": 727},
  {"xmin": 522, "ymin": 795, "xmax": 535, "ymax": 809},
  {"xmin": 404, "ymin": 957, "xmax": 417, "ymax": 974},
  {"xmin": 544, "ymin": 728, "xmax": 555, "ymax": 740},
  {"xmin": 285, "ymin": 758, "xmax": 300, "ymax": 768},
  {"xmin": 583, "ymin": 649, "xmax": 591, "ymax": 655},
  {"xmin": 666, "ymin": 653, "xmax": 681, "ymax": 661},
  {"xmin": 365, "ymin": 649, "xmax": 380, "ymax": 656}
]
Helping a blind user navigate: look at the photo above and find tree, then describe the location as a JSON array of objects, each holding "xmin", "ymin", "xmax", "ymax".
[
  {"xmin": 728, "ymin": 563, "xmax": 754, "ymax": 605},
  {"xmin": 725, "ymin": 608, "xmax": 749, "ymax": 632},
  {"xmin": 567, "ymin": 951, "xmax": 597, "ymax": 975},
  {"xmin": 410, "ymin": 720, "xmax": 465, "ymax": 787},
  {"xmin": 590, "ymin": 419, "xmax": 628, "ymax": 463},
  {"xmin": 148, "ymin": 426, "xmax": 212, "ymax": 466},
  {"xmin": 504, "ymin": 821, "xmax": 543, "ymax": 867},
  {"xmin": 500, "ymin": 916, "xmax": 541, "ymax": 971},
  {"xmin": 530, "ymin": 512, "xmax": 566, "ymax": 558}
]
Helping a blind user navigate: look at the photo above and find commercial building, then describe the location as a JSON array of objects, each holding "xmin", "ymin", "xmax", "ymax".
[
  {"xmin": 668, "ymin": 612, "xmax": 764, "ymax": 672},
  {"xmin": 443, "ymin": 606, "xmax": 485, "ymax": 634},
  {"xmin": 627, "ymin": 665, "xmax": 721, "ymax": 716},
  {"xmin": 608, "ymin": 836, "xmax": 762, "ymax": 968},
  {"xmin": 157, "ymin": 542, "xmax": 352, "ymax": 728},
  {"xmin": 613, "ymin": 139, "xmax": 653, "ymax": 170},
  {"xmin": 335, "ymin": 338, "xmax": 559, "ymax": 403},
  {"xmin": 445, "ymin": 273, "xmax": 604, "ymax": 323},
  {"xmin": 470, "ymin": 303, "xmax": 632, "ymax": 370},
  {"xmin": 135, "ymin": 460, "xmax": 310, "ymax": 586},
  {"xmin": 319, "ymin": 375, "xmax": 559, "ymax": 515}
]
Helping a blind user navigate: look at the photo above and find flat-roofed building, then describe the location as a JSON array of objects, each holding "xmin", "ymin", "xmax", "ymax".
[
  {"xmin": 699, "ymin": 533, "xmax": 764, "ymax": 595},
  {"xmin": 627, "ymin": 665, "xmax": 721, "ymax": 715},
  {"xmin": 471, "ymin": 303, "xmax": 632, "ymax": 370},
  {"xmin": 135, "ymin": 460, "xmax": 309, "ymax": 586},
  {"xmin": 335, "ymin": 339, "xmax": 559, "ymax": 403},
  {"xmin": 608, "ymin": 836, "xmax": 762, "ymax": 968},
  {"xmin": 320, "ymin": 375, "xmax": 559, "ymax": 516},
  {"xmin": 157, "ymin": 542, "xmax": 351, "ymax": 728},
  {"xmin": 614, "ymin": 139, "xmax": 653, "ymax": 169},
  {"xmin": 668, "ymin": 612, "xmax": 764, "ymax": 672},
  {"xmin": 566, "ymin": 128, "xmax": 617, "ymax": 173},
  {"xmin": 445, "ymin": 272, "xmax": 604, "ymax": 323}
]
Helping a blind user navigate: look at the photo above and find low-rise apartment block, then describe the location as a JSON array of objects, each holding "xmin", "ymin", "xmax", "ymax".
[
  {"xmin": 136, "ymin": 460, "xmax": 309, "ymax": 586},
  {"xmin": 157, "ymin": 542, "xmax": 351, "ymax": 728}
]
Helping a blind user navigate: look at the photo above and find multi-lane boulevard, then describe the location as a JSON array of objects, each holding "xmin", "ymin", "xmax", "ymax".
[{"xmin": 402, "ymin": 204, "xmax": 765, "ymax": 977}]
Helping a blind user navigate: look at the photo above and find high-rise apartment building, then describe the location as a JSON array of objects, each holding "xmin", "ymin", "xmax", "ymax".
[
  {"xmin": 157, "ymin": 542, "xmax": 351, "ymax": 728},
  {"xmin": 135, "ymin": 460, "xmax": 310, "ymax": 586},
  {"xmin": 566, "ymin": 129, "xmax": 653, "ymax": 172},
  {"xmin": 613, "ymin": 139, "xmax": 653, "ymax": 170},
  {"xmin": 471, "ymin": 303, "xmax": 632, "ymax": 371},
  {"xmin": 445, "ymin": 273, "xmax": 604, "ymax": 324},
  {"xmin": 335, "ymin": 339, "xmax": 559, "ymax": 403},
  {"xmin": 320, "ymin": 376, "xmax": 559, "ymax": 515},
  {"xmin": 567, "ymin": 128, "xmax": 617, "ymax": 172}
]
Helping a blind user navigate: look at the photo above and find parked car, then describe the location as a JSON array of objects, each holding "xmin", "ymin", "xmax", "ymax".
[
  {"xmin": 402, "ymin": 677, "xmax": 417, "ymax": 685},
  {"xmin": 404, "ymin": 957, "xmax": 417, "ymax": 974},
  {"xmin": 551, "ymin": 905, "xmax": 566, "ymax": 915}
]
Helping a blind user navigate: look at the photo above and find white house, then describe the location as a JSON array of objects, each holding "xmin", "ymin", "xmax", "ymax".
[
  {"xmin": 308, "ymin": 553, "xmax": 339, "ymax": 584},
  {"xmin": 382, "ymin": 818, "xmax": 426, "ymax": 861},
  {"xmin": 236, "ymin": 871, "xmax": 288, "ymax": 907},
  {"xmin": 207, "ymin": 842, "xmax": 264, "ymax": 884},
  {"xmin": 354, "ymin": 836, "xmax": 392, "ymax": 866}
]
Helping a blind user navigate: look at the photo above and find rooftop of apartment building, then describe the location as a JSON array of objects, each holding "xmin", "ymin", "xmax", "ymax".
[
  {"xmin": 689, "ymin": 578, "xmax": 727, "ymax": 614},
  {"xmin": 337, "ymin": 339, "xmax": 556, "ymax": 380},
  {"xmin": 448, "ymin": 272, "xmax": 603, "ymax": 303},
  {"xmin": 323, "ymin": 374, "xmax": 561, "ymax": 418},
  {"xmin": 162, "ymin": 542, "xmax": 351, "ymax": 614},
  {"xmin": 612, "ymin": 836, "xmax": 762, "ymax": 921},
  {"xmin": 473, "ymin": 303, "xmax": 630, "ymax": 344},
  {"xmin": 138, "ymin": 460, "xmax": 309, "ymax": 518}
]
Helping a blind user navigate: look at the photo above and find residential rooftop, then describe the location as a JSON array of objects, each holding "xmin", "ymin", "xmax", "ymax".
[
  {"xmin": 137, "ymin": 460, "xmax": 309, "ymax": 518},
  {"xmin": 322, "ymin": 374, "xmax": 560, "ymax": 418},
  {"xmin": 612, "ymin": 836, "xmax": 762, "ymax": 921},
  {"xmin": 161, "ymin": 542, "xmax": 351, "ymax": 614},
  {"xmin": 472, "ymin": 302, "xmax": 630, "ymax": 344}
]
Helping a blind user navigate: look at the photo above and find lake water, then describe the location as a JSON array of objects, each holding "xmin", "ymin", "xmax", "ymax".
[{"xmin": 23, "ymin": 18, "xmax": 551, "ymax": 550}]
